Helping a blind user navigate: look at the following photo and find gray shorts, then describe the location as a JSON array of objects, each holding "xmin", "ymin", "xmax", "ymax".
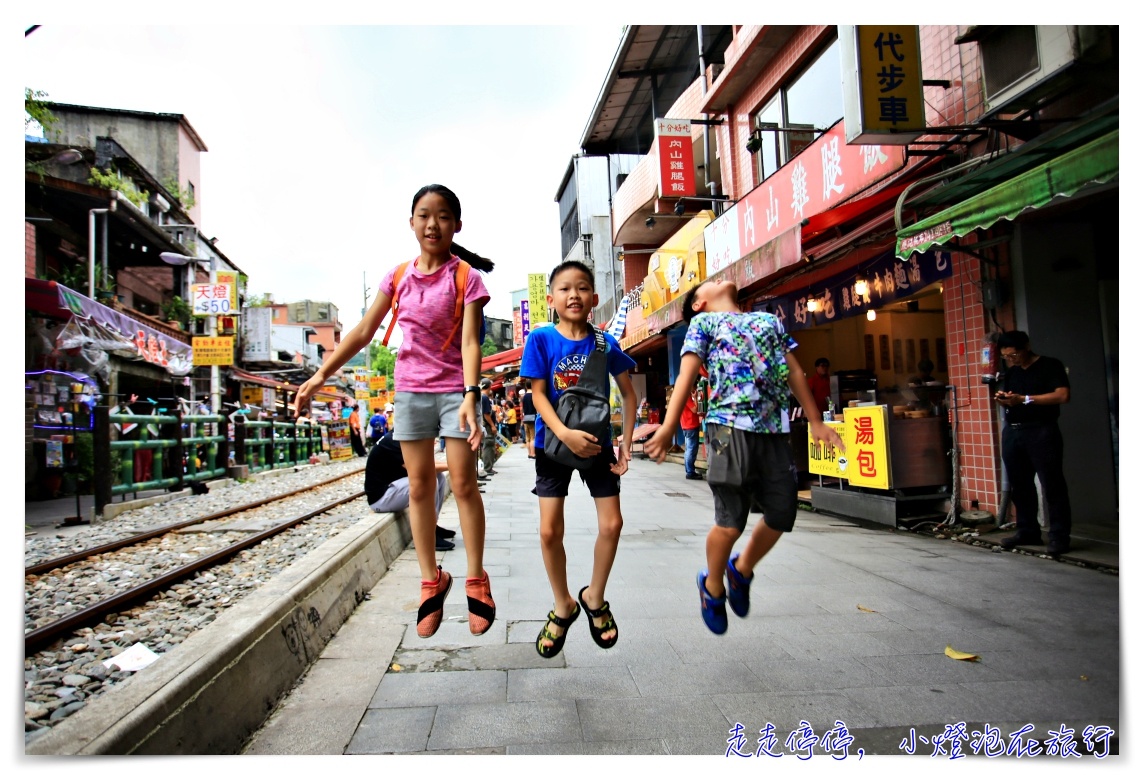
[
  {"xmin": 392, "ymin": 391, "xmax": 468, "ymax": 441},
  {"xmin": 705, "ymin": 424, "xmax": 798, "ymax": 533}
]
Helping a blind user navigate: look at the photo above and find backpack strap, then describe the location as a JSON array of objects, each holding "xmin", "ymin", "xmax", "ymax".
[
  {"xmin": 380, "ymin": 261, "xmax": 411, "ymax": 347},
  {"xmin": 439, "ymin": 259, "xmax": 472, "ymax": 352}
]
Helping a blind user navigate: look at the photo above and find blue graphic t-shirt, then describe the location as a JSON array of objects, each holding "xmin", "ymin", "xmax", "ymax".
[
  {"xmin": 681, "ymin": 311, "xmax": 798, "ymax": 433},
  {"xmin": 519, "ymin": 326, "xmax": 636, "ymax": 449}
]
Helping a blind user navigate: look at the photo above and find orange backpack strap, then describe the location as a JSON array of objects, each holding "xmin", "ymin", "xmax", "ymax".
[
  {"xmin": 440, "ymin": 260, "xmax": 471, "ymax": 352},
  {"xmin": 380, "ymin": 261, "xmax": 411, "ymax": 347}
]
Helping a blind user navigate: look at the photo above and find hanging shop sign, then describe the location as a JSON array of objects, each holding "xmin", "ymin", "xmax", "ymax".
[
  {"xmin": 241, "ymin": 306, "xmax": 272, "ymax": 362},
  {"xmin": 527, "ymin": 273, "xmax": 549, "ymax": 326},
  {"xmin": 369, "ymin": 374, "xmax": 387, "ymax": 391},
  {"xmin": 841, "ymin": 26, "xmax": 926, "ymax": 145},
  {"xmin": 704, "ymin": 120, "xmax": 905, "ymax": 275},
  {"xmin": 655, "ymin": 118, "xmax": 696, "ymax": 198},
  {"xmin": 752, "ymin": 250, "xmax": 952, "ymax": 333},
  {"xmin": 513, "ymin": 308, "xmax": 523, "ymax": 348},
  {"xmin": 191, "ymin": 283, "xmax": 234, "ymax": 316},
  {"xmin": 192, "ymin": 336, "xmax": 235, "ymax": 366},
  {"xmin": 214, "ymin": 271, "xmax": 241, "ymax": 312},
  {"xmin": 520, "ymin": 300, "xmax": 531, "ymax": 343}
]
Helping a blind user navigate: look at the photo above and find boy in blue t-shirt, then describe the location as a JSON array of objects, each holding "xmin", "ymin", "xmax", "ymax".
[
  {"xmin": 645, "ymin": 278, "xmax": 845, "ymax": 635},
  {"xmin": 519, "ymin": 260, "xmax": 637, "ymax": 658}
]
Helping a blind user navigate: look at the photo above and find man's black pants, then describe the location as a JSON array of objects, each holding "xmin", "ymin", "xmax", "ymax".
[{"xmin": 1001, "ymin": 422, "xmax": 1072, "ymax": 544}]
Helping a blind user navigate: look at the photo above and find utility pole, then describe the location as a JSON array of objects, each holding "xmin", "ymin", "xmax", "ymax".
[{"xmin": 362, "ymin": 271, "xmax": 371, "ymax": 373}]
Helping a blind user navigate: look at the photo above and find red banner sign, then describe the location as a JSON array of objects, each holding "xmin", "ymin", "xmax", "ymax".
[
  {"xmin": 656, "ymin": 118, "xmax": 695, "ymax": 198},
  {"xmin": 704, "ymin": 120, "xmax": 905, "ymax": 274}
]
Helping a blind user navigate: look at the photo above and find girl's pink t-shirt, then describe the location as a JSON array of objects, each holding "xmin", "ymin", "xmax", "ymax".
[{"xmin": 379, "ymin": 256, "xmax": 489, "ymax": 393}]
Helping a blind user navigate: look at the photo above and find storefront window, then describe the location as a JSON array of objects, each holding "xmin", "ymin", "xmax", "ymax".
[{"xmin": 752, "ymin": 35, "xmax": 843, "ymax": 184}]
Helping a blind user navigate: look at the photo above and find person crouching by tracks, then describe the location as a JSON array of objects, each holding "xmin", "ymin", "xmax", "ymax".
[{"xmin": 366, "ymin": 430, "xmax": 456, "ymax": 551}]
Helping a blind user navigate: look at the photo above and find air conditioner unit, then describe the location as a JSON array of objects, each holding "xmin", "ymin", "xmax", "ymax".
[{"xmin": 972, "ymin": 26, "xmax": 1082, "ymax": 114}]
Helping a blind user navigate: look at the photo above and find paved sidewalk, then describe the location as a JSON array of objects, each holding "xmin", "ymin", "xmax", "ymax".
[{"xmin": 244, "ymin": 444, "xmax": 1119, "ymax": 757}]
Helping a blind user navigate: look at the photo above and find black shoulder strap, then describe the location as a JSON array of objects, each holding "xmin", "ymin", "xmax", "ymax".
[{"xmin": 592, "ymin": 324, "xmax": 606, "ymax": 353}]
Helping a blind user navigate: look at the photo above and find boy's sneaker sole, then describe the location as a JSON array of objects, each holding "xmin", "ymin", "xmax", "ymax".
[
  {"xmin": 725, "ymin": 552, "xmax": 753, "ymax": 618},
  {"xmin": 697, "ymin": 570, "xmax": 728, "ymax": 635}
]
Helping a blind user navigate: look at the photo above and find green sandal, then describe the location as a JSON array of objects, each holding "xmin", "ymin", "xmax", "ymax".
[
  {"xmin": 578, "ymin": 586, "xmax": 619, "ymax": 649},
  {"xmin": 535, "ymin": 603, "xmax": 580, "ymax": 658}
]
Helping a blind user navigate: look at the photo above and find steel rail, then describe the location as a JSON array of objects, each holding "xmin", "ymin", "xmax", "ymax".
[
  {"xmin": 24, "ymin": 490, "xmax": 367, "ymax": 656},
  {"xmin": 26, "ymin": 467, "xmax": 364, "ymax": 577}
]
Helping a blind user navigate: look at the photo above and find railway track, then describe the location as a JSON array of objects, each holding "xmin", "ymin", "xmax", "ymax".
[{"xmin": 24, "ymin": 467, "xmax": 366, "ymax": 656}]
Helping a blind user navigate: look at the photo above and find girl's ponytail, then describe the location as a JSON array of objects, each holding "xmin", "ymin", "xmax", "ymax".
[{"xmin": 451, "ymin": 242, "xmax": 494, "ymax": 273}]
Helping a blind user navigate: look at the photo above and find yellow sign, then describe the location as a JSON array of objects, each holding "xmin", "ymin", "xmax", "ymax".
[
  {"xmin": 370, "ymin": 390, "xmax": 390, "ymax": 411},
  {"xmin": 369, "ymin": 374, "xmax": 387, "ymax": 391},
  {"xmin": 807, "ymin": 421, "xmax": 847, "ymax": 478},
  {"xmin": 842, "ymin": 25, "xmax": 925, "ymax": 144},
  {"xmin": 215, "ymin": 270, "xmax": 240, "ymax": 312},
  {"xmin": 192, "ymin": 336, "xmax": 235, "ymax": 366},
  {"xmin": 843, "ymin": 406, "xmax": 892, "ymax": 489},
  {"xmin": 354, "ymin": 389, "xmax": 371, "ymax": 400},
  {"xmin": 527, "ymin": 273, "xmax": 549, "ymax": 325}
]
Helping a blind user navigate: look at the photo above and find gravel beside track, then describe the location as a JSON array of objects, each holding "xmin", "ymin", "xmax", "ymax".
[{"xmin": 24, "ymin": 458, "xmax": 372, "ymax": 745}]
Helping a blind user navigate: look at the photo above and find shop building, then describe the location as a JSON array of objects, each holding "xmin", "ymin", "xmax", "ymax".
[{"xmin": 592, "ymin": 25, "xmax": 1117, "ymax": 540}]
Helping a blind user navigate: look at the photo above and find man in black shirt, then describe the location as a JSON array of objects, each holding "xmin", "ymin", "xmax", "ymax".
[
  {"xmin": 365, "ymin": 432, "xmax": 455, "ymax": 550},
  {"xmin": 994, "ymin": 331, "xmax": 1072, "ymax": 555}
]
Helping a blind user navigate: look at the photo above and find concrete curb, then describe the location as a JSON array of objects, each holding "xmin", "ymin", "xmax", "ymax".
[{"xmin": 26, "ymin": 507, "xmax": 413, "ymax": 755}]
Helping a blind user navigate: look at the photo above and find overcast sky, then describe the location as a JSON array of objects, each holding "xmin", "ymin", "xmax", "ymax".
[{"xmin": 24, "ymin": 21, "xmax": 626, "ymax": 345}]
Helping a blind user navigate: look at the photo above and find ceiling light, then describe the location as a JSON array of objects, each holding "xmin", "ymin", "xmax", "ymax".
[
  {"xmin": 867, "ymin": 309, "xmax": 877, "ymax": 321},
  {"xmin": 806, "ymin": 298, "xmax": 820, "ymax": 313},
  {"xmin": 854, "ymin": 278, "xmax": 869, "ymax": 297}
]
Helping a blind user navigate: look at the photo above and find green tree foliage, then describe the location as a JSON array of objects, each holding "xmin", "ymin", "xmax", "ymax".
[
  {"xmin": 370, "ymin": 341, "xmax": 397, "ymax": 390},
  {"xmin": 482, "ymin": 335, "xmax": 499, "ymax": 356},
  {"xmin": 25, "ymin": 88, "xmax": 58, "ymax": 139}
]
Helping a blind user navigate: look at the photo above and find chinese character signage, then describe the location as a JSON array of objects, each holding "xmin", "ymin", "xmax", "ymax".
[
  {"xmin": 369, "ymin": 374, "xmax": 387, "ymax": 391},
  {"xmin": 241, "ymin": 306, "xmax": 272, "ymax": 361},
  {"xmin": 807, "ymin": 421, "xmax": 847, "ymax": 478},
  {"xmin": 752, "ymin": 250, "xmax": 951, "ymax": 333},
  {"xmin": 841, "ymin": 25, "xmax": 925, "ymax": 145},
  {"xmin": 215, "ymin": 271, "xmax": 241, "ymax": 312},
  {"xmin": 513, "ymin": 307, "xmax": 523, "ymax": 348},
  {"xmin": 192, "ymin": 336, "xmax": 235, "ymax": 366},
  {"xmin": 844, "ymin": 406, "xmax": 892, "ymax": 489},
  {"xmin": 527, "ymin": 274, "xmax": 549, "ymax": 326},
  {"xmin": 655, "ymin": 118, "xmax": 695, "ymax": 198},
  {"xmin": 520, "ymin": 300, "xmax": 531, "ymax": 343},
  {"xmin": 192, "ymin": 283, "xmax": 234, "ymax": 316},
  {"xmin": 703, "ymin": 119, "xmax": 905, "ymax": 273}
]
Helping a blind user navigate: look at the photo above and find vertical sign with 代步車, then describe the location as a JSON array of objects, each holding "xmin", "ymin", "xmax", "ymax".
[
  {"xmin": 841, "ymin": 25, "xmax": 925, "ymax": 145},
  {"xmin": 527, "ymin": 274, "xmax": 548, "ymax": 325},
  {"xmin": 655, "ymin": 118, "xmax": 695, "ymax": 198},
  {"xmin": 842, "ymin": 405, "xmax": 892, "ymax": 489}
]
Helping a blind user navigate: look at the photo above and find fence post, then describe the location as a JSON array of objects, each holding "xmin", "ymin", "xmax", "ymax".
[
  {"xmin": 235, "ymin": 417, "xmax": 246, "ymax": 466},
  {"xmin": 93, "ymin": 406, "xmax": 111, "ymax": 519},
  {"xmin": 174, "ymin": 406, "xmax": 185, "ymax": 489}
]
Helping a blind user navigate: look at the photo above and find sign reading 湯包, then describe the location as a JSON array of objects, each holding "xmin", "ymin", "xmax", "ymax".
[
  {"xmin": 841, "ymin": 26, "xmax": 925, "ymax": 145},
  {"xmin": 703, "ymin": 119, "xmax": 905, "ymax": 275},
  {"xmin": 527, "ymin": 274, "xmax": 548, "ymax": 326},
  {"xmin": 192, "ymin": 284, "xmax": 234, "ymax": 316},
  {"xmin": 807, "ymin": 421, "xmax": 847, "ymax": 479},
  {"xmin": 752, "ymin": 249, "xmax": 952, "ymax": 333},
  {"xmin": 655, "ymin": 118, "xmax": 695, "ymax": 198},
  {"xmin": 843, "ymin": 406, "xmax": 892, "ymax": 489},
  {"xmin": 192, "ymin": 336, "xmax": 235, "ymax": 366}
]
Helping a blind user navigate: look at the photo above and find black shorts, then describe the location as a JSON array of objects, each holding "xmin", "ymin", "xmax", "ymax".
[
  {"xmin": 705, "ymin": 424, "xmax": 797, "ymax": 533},
  {"xmin": 531, "ymin": 447, "xmax": 620, "ymax": 499}
]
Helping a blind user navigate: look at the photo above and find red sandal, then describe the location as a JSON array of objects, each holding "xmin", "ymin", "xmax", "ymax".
[
  {"xmin": 416, "ymin": 566, "xmax": 452, "ymax": 638},
  {"xmin": 465, "ymin": 570, "xmax": 496, "ymax": 635}
]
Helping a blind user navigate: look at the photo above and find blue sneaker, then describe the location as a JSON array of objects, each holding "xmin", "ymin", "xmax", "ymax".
[
  {"xmin": 697, "ymin": 570, "xmax": 728, "ymax": 634},
  {"xmin": 725, "ymin": 552, "xmax": 753, "ymax": 618}
]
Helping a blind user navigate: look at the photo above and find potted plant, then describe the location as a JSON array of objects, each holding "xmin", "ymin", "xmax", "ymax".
[{"xmin": 161, "ymin": 296, "xmax": 192, "ymax": 330}]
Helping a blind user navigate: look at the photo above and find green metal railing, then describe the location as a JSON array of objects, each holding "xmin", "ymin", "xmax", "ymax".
[{"xmin": 91, "ymin": 406, "xmax": 327, "ymax": 516}]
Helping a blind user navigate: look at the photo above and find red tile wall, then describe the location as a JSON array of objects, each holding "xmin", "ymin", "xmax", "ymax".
[{"xmin": 26, "ymin": 222, "xmax": 37, "ymax": 278}]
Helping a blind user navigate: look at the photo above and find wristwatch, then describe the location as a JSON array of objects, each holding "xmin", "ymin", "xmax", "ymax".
[
  {"xmin": 464, "ymin": 385, "xmax": 481, "ymax": 397},
  {"xmin": 1023, "ymin": 395, "xmax": 1033, "ymax": 405}
]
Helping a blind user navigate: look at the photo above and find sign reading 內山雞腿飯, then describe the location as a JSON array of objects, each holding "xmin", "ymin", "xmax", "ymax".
[{"xmin": 655, "ymin": 118, "xmax": 695, "ymax": 198}]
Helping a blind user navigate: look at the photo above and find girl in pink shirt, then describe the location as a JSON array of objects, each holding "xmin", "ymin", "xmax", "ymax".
[{"xmin": 296, "ymin": 184, "xmax": 496, "ymax": 639}]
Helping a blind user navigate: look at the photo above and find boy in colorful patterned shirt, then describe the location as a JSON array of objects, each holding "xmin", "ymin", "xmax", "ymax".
[{"xmin": 645, "ymin": 278, "xmax": 844, "ymax": 634}]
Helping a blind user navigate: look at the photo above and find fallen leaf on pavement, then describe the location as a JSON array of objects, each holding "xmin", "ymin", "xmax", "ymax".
[
  {"xmin": 857, "ymin": 605, "xmax": 876, "ymax": 613},
  {"xmin": 944, "ymin": 645, "xmax": 980, "ymax": 662},
  {"xmin": 389, "ymin": 664, "xmax": 402, "ymax": 671}
]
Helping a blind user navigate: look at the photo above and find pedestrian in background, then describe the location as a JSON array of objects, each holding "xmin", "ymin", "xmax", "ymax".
[
  {"xmin": 645, "ymin": 278, "xmax": 844, "ymax": 635},
  {"xmin": 347, "ymin": 403, "xmax": 367, "ymax": 457},
  {"xmin": 366, "ymin": 430, "xmax": 456, "ymax": 551},
  {"xmin": 296, "ymin": 183, "xmax": 496, "ymax": 639},
  {"xmin": 519, "ymin": 378, "xmax": 537, "ymax": 458},
  {"xmin": 994, "ymin": 330, "xmax": 1073, "ymax": 555},
  {"xmin": 680, "ymin": 381, "xmax": 703, "ymax": 481},
  {"xmin": 520, "ymin": 260, "xmax": 637, "ymax": 658},
  {"xmin": 479, "ymin": 379, "xmax": 498, "ymax": 477}
]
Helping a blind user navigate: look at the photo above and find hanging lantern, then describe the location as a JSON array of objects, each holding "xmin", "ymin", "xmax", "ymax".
[
  {"xmin": 854, "ymin": 278, "xmax": 869, "ymax": 297},
  {"xmin": 867, "ymin": 309, "xmax": 877, "ymax": 321}
]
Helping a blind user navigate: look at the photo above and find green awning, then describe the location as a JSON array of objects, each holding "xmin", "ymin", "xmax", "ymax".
[{"xmin": 896, "ymin": 129, "xmax": 1118, "ymax": 259}]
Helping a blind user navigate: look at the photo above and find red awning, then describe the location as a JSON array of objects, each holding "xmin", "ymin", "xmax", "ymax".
[
  {"xmin": 801, "ymin": 181, "xmax": 910, "ymax": 246},
  {"xmin": 26, "ymin": 278, "xmax": 73, "ymax": 320},
  {"xmin": 481, "ymin": 346, "xmax": 523, "ymax": 372}
]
